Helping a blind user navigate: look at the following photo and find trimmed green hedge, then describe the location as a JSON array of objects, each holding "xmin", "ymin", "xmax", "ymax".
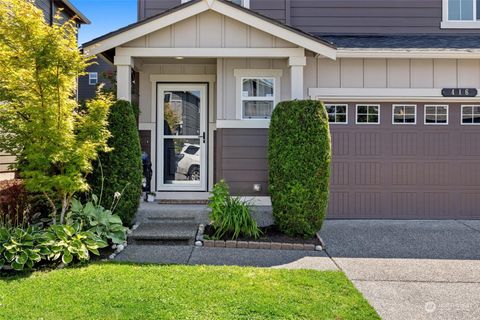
[
  {"xmin": 268, "ymin": 100, "xmax": 331, "ymax": 238},
  {"xmin": 89, "ymin": 100, "xmax": 142, "ymax": 225}
]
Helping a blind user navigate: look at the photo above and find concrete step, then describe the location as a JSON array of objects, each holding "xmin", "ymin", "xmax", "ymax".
[
  {"xmin": 129, "ymin": 222, "xmax": 198, "ymax": 246},
  {"xmin": 146, "ymin": 216, "xmax": 196, "ymax": 223}
]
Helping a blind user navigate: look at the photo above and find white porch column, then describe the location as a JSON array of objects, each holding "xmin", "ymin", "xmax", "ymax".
[
  {"xmin": 114, "ymin": 55, "xmax": 133, "ymax": 102},
  {"xmin": 288, "ymin": 56, "xmax": 306, "ymax": 100}
]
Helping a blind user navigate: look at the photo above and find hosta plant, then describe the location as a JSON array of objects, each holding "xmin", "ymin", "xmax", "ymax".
[
  {"xmin": 44, "ymin": 224, "xmax": 107, "ymax": 264},
  {"xmin": 0, "ymin": 227, "xmax": 47, "ymax": 271},
  {"xmin": 66, "ymin": 195, "xmax": 127, "ymax": 244}
]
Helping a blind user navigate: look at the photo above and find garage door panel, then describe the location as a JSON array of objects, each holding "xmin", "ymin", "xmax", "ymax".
[{"xmin": 327, "ymin": 102, "xmax": 480, "ymax": 219}]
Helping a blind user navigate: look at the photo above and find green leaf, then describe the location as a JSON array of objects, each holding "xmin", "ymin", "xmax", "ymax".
[
  {"xmin": 11, "ymin": 261, "xmax": 24, "ymax": 271},
  {"xmin": 62, "ymin": 250, "xmax": 73, "ymax": 264},
  {"xmin": 15, "ymin": 252, "xmax": 28, "ymax": 265}
]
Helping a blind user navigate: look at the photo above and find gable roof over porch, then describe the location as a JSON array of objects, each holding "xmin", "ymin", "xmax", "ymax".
[{"xmin": 82, "ymin": 0, "xmax": 337, "ymax": 60}]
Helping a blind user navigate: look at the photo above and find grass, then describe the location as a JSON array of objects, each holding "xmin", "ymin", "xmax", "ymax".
[{"xmin": 0, "ymin": 263, "xmax": 379, "ymax": 320}]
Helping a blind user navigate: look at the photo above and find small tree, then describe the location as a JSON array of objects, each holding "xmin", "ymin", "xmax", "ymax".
[
  {"xmin": 89, "ymin": 100, "xmax": 142, "ymax": 225},
  {"xmin": 0, "ymin": 0, "xmax": 112, "ymax": 224},
  {"xmin": 268, "ymin": 100, "xmax": 331, "ymax": 238}
]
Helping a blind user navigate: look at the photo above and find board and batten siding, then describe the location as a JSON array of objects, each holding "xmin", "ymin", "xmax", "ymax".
[{"xmin": 305, "ymin": 57, "xmax": 480, "ymax": 93}]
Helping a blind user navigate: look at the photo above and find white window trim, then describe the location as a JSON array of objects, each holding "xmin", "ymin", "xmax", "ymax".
[
  {"xmin": 241, "ymin": 77, "xmax": 276, "ymax": 120},
  {"xmin": 392, "ymin": 104, "xmax": 417, "ymax": 125},
  {"xmin": 424, "ymin": 105, "xmax": 449, "ymax": 125},
  {"xmin": 355, "ymin": 104, "xmax": 380, "ymax": 125},
  {"xmin": 441, "ymin": 0, "xmax": 480, "ymax": 28},
  {"xmin": 181, "ymin": 0, "xmax": 250, "ymax": 8},
  {"xmin": 325, "ymin": 104, "xmax": 348, "ymax": 125},
  {"xmin": 88, "ymin": 72, "xmax": 98, "ymax": 85},
  {"xmin": 234, "ymin": 69, "xmax": 282, "ymax": 121},
  {"xmin": 461, "ymin": 105, "xmax": 480, "ymax": 125}
]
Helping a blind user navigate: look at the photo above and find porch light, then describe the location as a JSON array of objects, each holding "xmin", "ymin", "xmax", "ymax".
[{"xmin": 175, "ymin": 57, "xmax": 184, "ymax": 60}]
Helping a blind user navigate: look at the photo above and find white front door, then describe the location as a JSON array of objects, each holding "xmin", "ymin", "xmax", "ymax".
[{"xmin": 156, "ymin": 84, "xmax": 207, "ymax": 191}]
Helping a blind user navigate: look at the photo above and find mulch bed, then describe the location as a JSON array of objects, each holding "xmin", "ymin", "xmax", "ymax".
[{"xmin": 204, "ymin": 224, "xmax": 321, "ymax": 246}]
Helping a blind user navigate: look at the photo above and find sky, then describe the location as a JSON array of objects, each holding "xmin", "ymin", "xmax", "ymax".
[{"xmin": 71, "ymin": 0, "xmax": 137, "ymax": 45}]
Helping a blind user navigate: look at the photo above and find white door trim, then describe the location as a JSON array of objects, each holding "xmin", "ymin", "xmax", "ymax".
[{"xmin": 156, "ymin": 83, "xmax": 208, "ymax": 192}]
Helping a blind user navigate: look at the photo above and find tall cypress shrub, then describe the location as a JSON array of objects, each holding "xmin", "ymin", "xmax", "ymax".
[
  {"xmin": 268, "ymin": 100, "xmax": 331, "ymax": 238},
  {"xmin": 89, "ymin": 100, "xmax": 142, "ymax": 225}
]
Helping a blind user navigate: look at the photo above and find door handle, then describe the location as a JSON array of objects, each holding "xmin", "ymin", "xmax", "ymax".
[{"xmin": 201, "ymin": 132, "xmax": 206, "ymax": 143}]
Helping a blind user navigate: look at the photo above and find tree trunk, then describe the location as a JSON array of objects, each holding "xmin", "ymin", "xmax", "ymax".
[
  {"xmin": 44, "ymin": 192, "xmax": 57, "ymax": 225},
  {"xmin": 60, "ymin": 195, "xmax": 68, "ymax": 225}
]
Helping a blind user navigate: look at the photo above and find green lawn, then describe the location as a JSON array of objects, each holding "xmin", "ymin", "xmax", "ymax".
[{"xmin": 0, "ymin": 263, "xmax": 379, "ymax": 320}]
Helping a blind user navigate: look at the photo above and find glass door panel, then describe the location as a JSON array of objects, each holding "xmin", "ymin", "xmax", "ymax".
[{"xmin": 157, "ymin": 84, "xmax": 207, "ymax": 191}]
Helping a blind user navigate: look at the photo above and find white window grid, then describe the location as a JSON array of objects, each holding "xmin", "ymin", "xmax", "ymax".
[
  {"xmin": 88, "ymin": 72, "xmax": 98, "ymax": 85},
  {"xmin": 356, "ymin": 104, "xmax": 380, "ymax": 124},
  {"xmin": 241, "ymin": 77, "xmax": 276, "ymax": 120},
  {"xmin": 424, "ymin": 105, "xmax": 449, "ymax": 125},
  {"xmin": 325, "ymin": 104, "xmax": 348, "ymax": 124},
  {"xmin": 392, "ymin": 104, "xmax": 417, "ymax": 125},
  {"xmin": 461, "ymin": 105, "xmax": 480, "ymax": 125}
]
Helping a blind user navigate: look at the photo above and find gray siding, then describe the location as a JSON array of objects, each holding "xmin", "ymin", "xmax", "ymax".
[
  {"xmin": 139, "ymin": 0, "xmax": 480, "ymax": 35},
  {"xmin": 78, "ymin": 57, "xmax": 115, "ymax": 102},
  {"xmin": 138, "ymin": 0, "xmax": 180, "ymax": 20},
  {"xmin": 216, "ymin": 103, "xmax": 480, "ymax": 219}
]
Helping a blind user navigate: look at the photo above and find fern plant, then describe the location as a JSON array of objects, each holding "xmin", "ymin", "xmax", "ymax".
[{"xmin": 208, "ymin": 181, "xmax": 260, "ymax": 240}]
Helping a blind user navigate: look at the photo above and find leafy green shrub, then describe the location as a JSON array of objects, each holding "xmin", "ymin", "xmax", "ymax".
[
  {"xmin": 208, "ymin": 180, "xmax": 260, "ymax": 240},
  {"xmin": 0, "ymin": 226, "xmax": 45, "ymax": 271},
  {"xmin": 89, "ymin": 100, "xmax": 142, "ymax": 225},
  {"xmin": 268, "ymin": 100, "xmax": 331, "ymax": 238},
  {"xmin": 67, "ymin": 195, "xmax": 127, "ymax": 244},
  {"xmin": 44, "ymin": 224, "xmax": 107, "ymax": 264}
]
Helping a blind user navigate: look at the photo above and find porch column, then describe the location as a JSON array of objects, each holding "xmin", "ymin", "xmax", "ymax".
[
  {"xmin": 288, "ymin": 56, "xmax": 306, "ymax": 100},
  {"xmin": 114, "ymin": 55, "xmax": 133, "ymax": 102}
]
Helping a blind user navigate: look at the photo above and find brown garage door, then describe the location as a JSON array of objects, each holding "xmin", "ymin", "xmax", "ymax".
[{"xmin": 328, "ymin": 102, "xmax": 480, "ymax": 219}]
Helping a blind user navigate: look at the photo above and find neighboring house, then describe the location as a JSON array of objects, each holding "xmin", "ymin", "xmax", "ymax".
[
  {"xmin": 78, "ymin": 56, "xmax": 115, "ymax": 102},
  {"xmin": 0, "ymin": 0, "xmax": 89, "ymax": 181},
  {"xmin": 83, "ymin": 0, "xmax": 480, "ymax": 219}
]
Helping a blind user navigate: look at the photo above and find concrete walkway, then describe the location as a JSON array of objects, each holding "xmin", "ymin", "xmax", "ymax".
[{"xmin": 118, "ymin": 205, "xmax": 480, "ymax": 320}]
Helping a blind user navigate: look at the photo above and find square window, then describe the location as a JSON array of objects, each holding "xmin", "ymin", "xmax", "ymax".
[
  {"xmin": 356, "ymin": 105, "xmax": 380, "ymax": 124},
  {"xmin": 325, "ymin": 104, "xmax": 348, "ymax": 124},
  {"xmin": 462, "ymin": 105, "xmax": 480, "ymax": 125},
  {"xmin": 425, "ymin": 105, "xmax": 449, "ymax": 125},
  {"xmin": 240, "ymin": 77, "xmax": 275, "ymax": 119},
  {"xmin": 393, "ymin": 105, "xmax": 417, "ymax": 125}
]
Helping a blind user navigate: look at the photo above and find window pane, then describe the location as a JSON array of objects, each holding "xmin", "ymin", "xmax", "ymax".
[
  {"xmin": 368, "ymin": 114, "xmax": 379, "ymax": 123},
  {"xmin": 325, "ymin": 105, "xmax": 336, "ymax": 113},
  {"xmin": 163, "ymin": 90, "xmax": 201, "ymax": 136},
  {"xmin": 328, "ymin": 114, "xmax": 336, "ymax": 122},
  {"xmin": 357, "ymin": 115, "xmax": 368, "ymax": 123},
  {"xmin": 242, "ymin": 79, "xmax": 274, "ymax": 97},
  {"xmin": 357, "ymin": 105, "xmax": 368, "ymax": 114},
  {"xmin": 394, "ymin": 115, "xmax": 404, "ymax": 123},
  {"xmin": 336, "ymin": 114, "xmax": 347, "ymax": 123},
  {"xmin": 474, "ymin": 106, "xmax": 480, "ymax": 114},
  {"xmin": 336, "ymin": 105, "xmax": 347, "ymax": 114},
  {"xmin": 405, "ymin": 106, "xmax": 416, "ymax": 114},
  {"xmin": 463, "ymin": 114, "xmax": 473, "ymax": 123},
  {"xmin": 477, "ymin": 0, "xmax": 480, "ymax": 19},
  {"xmin": 426, "ymin": 106, "xmax": 436, "ymax": 115},
  {"xmin": 393, "ymin": 106, "xmax": 404, "ymax": 115},
  {"xmin": 437, "ymin": 115, "xmax": 448, "ymax": 123},
  {"xmin": 405, "ymin": 115, "xmax": 415, "ymax": 123},
  {"xmin": 463, "ymin": 106, "xmax": 473, "ymax": 114},
  {"xmin": 449, "ymin": 0, "xmax": 474, "ymax": 20},
  {"xmin": 437, "ymin": 106, "xmax": 448, "ymax": 115},
  {"xmin": 425, "ymin": 114, "xmax": 436, "ymax": 123},
  {"xmin": 474, "ymin": 114, "xmax": 480, "ymax": 123},
  {"xmin": 368, "ymin": 106, "xmax": 379, "ymax": 114},
  {"xmin": 461, "ymin": 0, "xmax": 474, "ymax": 20},
  {"xmin": 164, "ymin": 138, "xmax": 201, "ymax": 184},
  {"xmin": 243, "ymin": 101, "xmax": 274, "ymax": 119}
]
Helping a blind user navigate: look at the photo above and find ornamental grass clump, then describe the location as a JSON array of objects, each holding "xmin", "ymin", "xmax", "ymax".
[
  {"xmin": 268, "ymin": 100, "xmax": 331, "ymax": 238},
  {"xmin": 208, "ymin": 180, "xmax": 260, "ymax": 240}
]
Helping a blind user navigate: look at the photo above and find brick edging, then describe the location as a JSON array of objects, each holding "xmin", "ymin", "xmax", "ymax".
[{"xmin": 202, "ymin": 239, "xmax": 321, "ymax": 251}]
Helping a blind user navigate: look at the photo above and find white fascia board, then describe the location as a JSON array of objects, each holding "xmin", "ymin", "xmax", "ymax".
[
  {"xmin": 210, "ymin": 1, "xmax": 336, "ymax": 59},
  {"xmin": 83, "ymin": 1, "xmax": 210, "ymax": 56},
  {"xmin": 337, "ymin": 49, "xmax": 480, "ymax": 59},
  {"xmin": 117, "ymin": 47, "xmax": 305, "ymax": 58},
  {"xmin": 309, "ymin": 88, "xmax": 480, "ymax": 102}
]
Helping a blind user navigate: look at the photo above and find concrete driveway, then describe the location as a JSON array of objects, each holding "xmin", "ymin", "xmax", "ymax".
[{"xmin": 320, "ymin": 220, "xmax": 480, "ymax": 320}]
